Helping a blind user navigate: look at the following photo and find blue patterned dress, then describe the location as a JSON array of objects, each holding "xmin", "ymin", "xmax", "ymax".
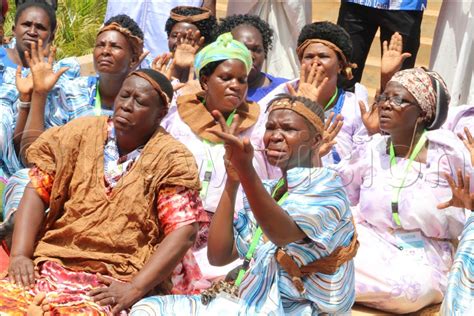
[
  {"xmin": 130, "ymin": 167, "xmax": 356, "ymax": 315},
  {"xmin": 440, "ymin": 213, "xmax": 474, "ymax": 315}
]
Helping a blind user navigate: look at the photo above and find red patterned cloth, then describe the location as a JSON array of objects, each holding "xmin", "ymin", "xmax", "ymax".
[{"xmin": 0, "ymin": 261, "xmax": 112, "ymax": 315}]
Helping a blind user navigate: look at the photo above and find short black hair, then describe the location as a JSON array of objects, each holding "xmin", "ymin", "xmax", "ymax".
[
  {"xmin": 104, "ymin": 14, "xmax": 144, "ymax": 41},
  {"xmin": 268, "ymin": 93, "xmax": 325, "ymax": 128},
  {"xmin": 297, "ymin": 21, "xmax": 352, "ymax": 61},
  {"xmin": 15, "ymin": 0, "xmax": 57, "ymax": 33},
  {"xmin": 165, "ymin": 6, "xmax": 217, "ymax": 45},
  {"xmin": 215, "ymin": 14, "xmax": 274, "ymax": 57},
  {"xmin": 133, "ymin": 69, "xmax": 174, "ymax": 105}
]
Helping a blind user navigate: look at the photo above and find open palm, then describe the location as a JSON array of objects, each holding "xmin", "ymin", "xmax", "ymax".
[
  {"xmin": 174, "ymin": 29, "xmax": 204, "ymax": 69},
  {"xmin": 25, "ymin": 39, "xmax": 69, "ymax": 94}
]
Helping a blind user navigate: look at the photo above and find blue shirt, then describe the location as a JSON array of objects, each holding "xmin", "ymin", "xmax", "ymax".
[
  {"xmin": 247, "ymin": 72, "xmax": 288, "ymax": 103},
  {"xmin": 344, "ymin": 0, "xmax": 426, "ymax": 11}
]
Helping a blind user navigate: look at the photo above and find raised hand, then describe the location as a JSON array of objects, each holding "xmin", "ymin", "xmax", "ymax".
[
  {"xmin": 319, "ymin": 112, "xmax": 344, "ymax": 157},
  {"xmin": 381, "ymin": 32, "xmax": 411, "ymax": 90},
  {"xmin": 174, "ymin": 29, "xmax": 205, "ymax": 70},
  {"xmin": 287, "ymin": 63, "xmax": 329, "ymax": 104},
  {"xmin": 458, "ymin": 127, "xmax": 474, "ymax": 166},
  {"xmin": 152, "ymin": 52, "xmax": 174, "ymax": 80},
  {"xmin": 25, "ymin": 39, "xmax": 69, "ymax": 95},
  {"xmin": 15, "ymin": 66, "xmax": 33, "ymax": 102},
  {"xmin": 359, "ymin": 99, "xmax": 380, "ymax": 135},
  {"xmin": 206, "ymin": 110, "xmax": 254, "ymax": 176},
  {"xmin": 437, "ymin": 169, "xmax": 474, "ymax": 210}
]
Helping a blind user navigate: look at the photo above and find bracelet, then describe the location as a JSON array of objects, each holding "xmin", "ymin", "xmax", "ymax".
[{"xmin": 18, "ymin": 101, "xmax": 31, "ymax": 109}]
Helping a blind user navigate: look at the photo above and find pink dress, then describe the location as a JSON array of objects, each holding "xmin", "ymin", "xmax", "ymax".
[{"xmin": 335, "ymin": 130, "xmax": 471, "ymax": 313}]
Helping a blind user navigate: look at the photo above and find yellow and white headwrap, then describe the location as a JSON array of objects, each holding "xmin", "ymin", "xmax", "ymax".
[{"xmin": 194, "ymin": 32, "xmax": 252, "ymax": 78}]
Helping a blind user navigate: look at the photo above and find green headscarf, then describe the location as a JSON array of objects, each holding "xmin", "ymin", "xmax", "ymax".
[{"xmin": 194, "ymin": 32, "xmax": 252, "ymax": 78}]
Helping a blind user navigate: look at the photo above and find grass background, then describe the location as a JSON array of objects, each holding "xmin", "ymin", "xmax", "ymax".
[{"xmin": 4, "ymin": 0, "xmax": 107, "ymax": 59}]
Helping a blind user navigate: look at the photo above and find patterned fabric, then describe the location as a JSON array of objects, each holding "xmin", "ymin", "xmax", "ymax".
[
  {"xmin": 29, "ymin": 167, "xmax": 54, "ymax": 204},
  {"xmin": 0, "ymin": 261, "xmax": 111, "ymax": 314},
  {"xmin": 58, "ymin": 75, "xmax": 114, "ymax": 120},
  {"xmin": 194, "ymin": 33, "xmax": 252, "ymax": 77},
  {"xmin": 103, "ymin": 119, "xmax": 142, "ymax": 193},
  {"xmin": 343, "ymin": 0, "xmax": 426, "ymax": 11},
  {"xmin": 130, "ymin": 167, "xmax": 356, "ymax": 315},
  {"xmin": 440, "ymin": 213, "xmax": 474, "ymax": 315},
  {"xmin": 389, "ymin": 67, "xmax": 450, "ymax": 124}
]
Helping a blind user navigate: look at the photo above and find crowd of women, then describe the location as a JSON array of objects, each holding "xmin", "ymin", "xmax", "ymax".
[{"xmin": 0, "ymin": 1, "xmax": 472, "ymax": 315}]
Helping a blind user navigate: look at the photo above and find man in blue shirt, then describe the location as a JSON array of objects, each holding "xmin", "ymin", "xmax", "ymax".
[{"xmin": 337, "ymin": 0, "xmax": 426, "ymax": 87}]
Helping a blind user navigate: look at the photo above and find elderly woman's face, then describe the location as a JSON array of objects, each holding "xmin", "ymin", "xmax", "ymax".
[
  {"xmin": 13, "ymin": 6, "xmax": 53, "ymax": 54},
  {"xmin": 201, "ymin": 59, "xmax": 248, "ymax": 115},
  {"xmin": 113, "ymin": 75, "xmax": 165, "ymax": 138},
  {"xmin": 300, "ymin": 42, "xmax": 341, "ymax": 85},
  {"xmin": 263, "ymin": 108, "xmax": 319, "ymax": 171},
  {"xmin": 94, "ymin": 30, "xmax": 134, "ymax": 75},
  {"xmin": 378, "ymin": 81, "xmax": 422, "ymax": 133}
]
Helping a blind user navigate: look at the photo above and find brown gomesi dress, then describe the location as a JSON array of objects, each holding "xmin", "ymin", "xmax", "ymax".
[{"xmin": 26, "ymin": 116, "xmax": 201, "ymax": 293}]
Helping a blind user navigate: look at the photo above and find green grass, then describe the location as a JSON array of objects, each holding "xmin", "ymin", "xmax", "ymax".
[{"xmin": 4, "ymin": 0, "xmax": 107, "ymax": 59}]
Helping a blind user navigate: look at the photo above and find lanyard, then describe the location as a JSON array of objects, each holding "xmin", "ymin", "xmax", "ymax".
[
  {"xmin": 389, "ymin": 131, "xmax": 427, "ymax": 226},
  {"xmin": 94, "ymin": 82, "xmax": 102, "ymax": 117},
  {"xmin": 234, "ymin": 178, "xmax": 289, "ymax": 287},
  {"xmin": 324, "ymin": 88, "xmax": 339, "ymax": 111},
  {"xmin": 199, "ymin": 109, "xmax": 237, "ymax": 199}
]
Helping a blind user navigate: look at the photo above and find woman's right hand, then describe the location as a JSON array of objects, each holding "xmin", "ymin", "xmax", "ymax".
[
  {"xmin": 25, "ymin": 39, "xmax": 69, "ymax": 95},
  {"xmin": 8, "ymin": 254, "xmax": 37, "ymax": 288},
  {"xmin": 458, "ymin": 127, "xmax": 474, "ymax": 166}
]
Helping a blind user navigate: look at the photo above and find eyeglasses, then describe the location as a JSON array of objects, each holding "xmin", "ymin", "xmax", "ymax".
[{"xmin": 376, "ymin": 94, "xmax": 414, "ymax": 110}]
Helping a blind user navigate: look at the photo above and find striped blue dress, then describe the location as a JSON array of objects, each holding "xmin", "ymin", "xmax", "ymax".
[
  {"xmin": 440, "ymin": 213, "xmax": 474, "ymax": 315},
  {"xmin": 130, "ymin": 167, "xmax": 356, "ymax": 315}
]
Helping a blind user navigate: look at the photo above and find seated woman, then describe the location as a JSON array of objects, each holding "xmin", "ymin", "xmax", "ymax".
[
  {"xmin": 438, "ymin": 171, "xmax": 474, "ymax": 315},
  {"xmin": 336, "ymin": 68, "xmax": 471, "ymax": 313},
  {"xmin": 131, "ymin": 94, "xmax": 357, "ymax": 315},
  {"xmin": 0, "ymin": 14, "xmax": 146, "ymax": 242},
  {"xmin": 258, "ymin": 21, "xmax": 369, "ymax": 165},
  {"xmin": 0, "ymin": 69, "xmax": 207, "ymax": 314},
  {"xmin": 161, "ymin": 32, "xmax": 277, "ymax": 282},
  {"xmin": 0, "ymin": 0, "xmax": 80, "ymax": 179},
  {"xmin": 215, "ymin": 14, "xmax": 288, "ymax": 102}
]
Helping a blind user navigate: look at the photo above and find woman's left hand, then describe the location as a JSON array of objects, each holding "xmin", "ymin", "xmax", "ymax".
[
  {"xmin": 207, "ymin": 110, "xmax": 254, "ymax": 175},
  {"xmin": 437, "ymin": 169, "xmax": 474, "ymax": 210},
  {"xmin": 89, "ymin": 274, "xmax": 144, "ymax": 314}
]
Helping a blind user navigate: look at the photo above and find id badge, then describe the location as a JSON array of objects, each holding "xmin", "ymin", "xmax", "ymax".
[
  {"xmin": 394, "ymin": 231, "xmax": 427, "ymax": 264},
  {"xmin": 207, "ymin": 293, "xmax": 241, "ymax": 316}
]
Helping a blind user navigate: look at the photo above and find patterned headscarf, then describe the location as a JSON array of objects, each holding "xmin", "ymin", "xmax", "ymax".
[
  {"xmin": 194, "ymin": 32, "xmax": 252, "ymax": 78},
  {"xmin": 389, "ymin": 67, "xmax": 450, "ymax": 124}
]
